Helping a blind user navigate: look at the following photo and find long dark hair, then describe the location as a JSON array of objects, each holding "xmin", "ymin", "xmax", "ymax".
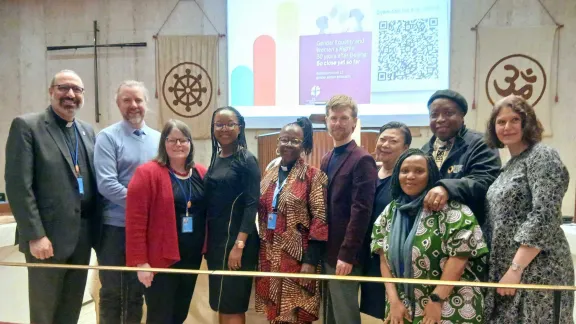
[
  {"xmin": 390, "ymin": 149, "xmax": 440, "ymax": 200},
  {"xmin": 285, "ymin": 117, "xmax": 314, "ymax": 156},
  {"xmin": 155, "ymin": 119, "xmax": 195, "ymax": 170},
  {"xmin": 209, "ymin": 106, "xmax": 248, "ymax": 169}
]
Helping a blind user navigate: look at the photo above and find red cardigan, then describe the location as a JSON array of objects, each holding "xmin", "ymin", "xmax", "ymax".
[{"xmin": 125, "ymin": 161, "xmax": 207, "ymax": 268}]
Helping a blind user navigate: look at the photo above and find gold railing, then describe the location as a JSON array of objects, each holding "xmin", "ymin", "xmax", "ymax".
[{"xmin": 0, "ymin": 261, "xmax": 574, "ymax": 291}]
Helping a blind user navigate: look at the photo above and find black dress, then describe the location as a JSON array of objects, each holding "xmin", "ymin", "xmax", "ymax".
[
  {"xmin": 360, "ymin": 175, "xmax": 392, "ymax": 320},
  {"xmin": 144, "ymin": 169, "xmax": 206, "ymax": 323},
  {"xmin": 204, "ymin": 150, "xmax": 260, "ymax": 314}
]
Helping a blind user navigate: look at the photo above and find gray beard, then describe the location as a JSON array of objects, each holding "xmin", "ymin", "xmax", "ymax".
[{"xmin": 126, "ymin": 114, "xmax": 143, "ymax": 126}]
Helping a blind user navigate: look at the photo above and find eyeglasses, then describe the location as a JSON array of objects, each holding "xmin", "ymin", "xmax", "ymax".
[
  {"xmin": 214, "ymin": 122, "xmax": 239, "ymax": 130},
  {"xmin": 53, "ymin": 84, "xmax": 85, "ymax": 94},
  {"xmin": 166, "ymin": 137, "xmax": 191, "ymax": 145},
  {"xmin": 278, "ymin": 137, "xmax": 303, "ymax": 146}
]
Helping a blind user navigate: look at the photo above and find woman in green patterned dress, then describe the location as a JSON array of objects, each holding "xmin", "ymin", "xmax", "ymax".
[{"xmin": 371, "ymin": 149, "xmax": 489, "ymax": 324}]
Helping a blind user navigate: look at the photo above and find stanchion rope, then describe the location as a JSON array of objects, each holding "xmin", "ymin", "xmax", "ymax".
[{"xmin": 0, "ymin": 261, "xmax": 574, "ymax": 291}]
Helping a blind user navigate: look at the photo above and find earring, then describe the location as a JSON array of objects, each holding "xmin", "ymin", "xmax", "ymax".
[{"xmin": 276, "ymin": 148, "xmax": 280, "ymax": 156}]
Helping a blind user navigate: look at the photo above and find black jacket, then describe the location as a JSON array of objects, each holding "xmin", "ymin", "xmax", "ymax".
[
  {"xmin": 6, "ymin": 107, "xmax": 103, "ymax": 258},
  {"xmin": 422, "ymin": 126, "xmax": 501, "ymax": 225}
]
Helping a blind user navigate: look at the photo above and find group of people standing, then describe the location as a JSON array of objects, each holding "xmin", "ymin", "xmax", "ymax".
[
  {"xmin": 4, "ymin": 69, "xmax": 574, "ymax": 324},
  {"xmin": 366, "ymin": 91, "xmax": 574, "ymax": 324},
  {"xmin": 5, "ymin": 70, "xmax": 261, "ymax": 324}
]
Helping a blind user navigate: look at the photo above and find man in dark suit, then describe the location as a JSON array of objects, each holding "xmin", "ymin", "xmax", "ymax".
[
  {"xmin": 5, "ymin": 70, "xmax": 101, "ymax": 324},
  {"xmin": 320, "ymin": 94, "xmax": 377, "ymax": 324}
]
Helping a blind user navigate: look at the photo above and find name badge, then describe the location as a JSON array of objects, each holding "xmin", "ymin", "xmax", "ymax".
[
  {"xmin": 77, "ymin": 177, "xmax": 84, "ymax": 195},
  {"xmin": 182, "ymin": 216, "xmax": 193, "ymax": 233},
  {"xmin": 267, "ymin": 213, "xmax": 277, "ymax": 230}
]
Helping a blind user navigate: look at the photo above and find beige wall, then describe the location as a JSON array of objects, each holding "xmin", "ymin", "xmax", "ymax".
[
  {"xmin": 1, "ymin": 0, "xmax": 575, "ymax": 215},
  {"xmin": 0, "ymin": 0, "xmax": 230, "ymax": 187}
]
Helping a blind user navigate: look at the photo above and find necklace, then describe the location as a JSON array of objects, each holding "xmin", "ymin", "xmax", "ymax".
[{"xmin": 171, "ymin": 168, "xmax": 189, "ymax": 177}]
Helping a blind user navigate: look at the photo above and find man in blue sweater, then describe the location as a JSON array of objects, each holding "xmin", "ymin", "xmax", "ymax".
[{"xmin": 94, "ymin": 81, "xmax": 161, "ymax": 324}]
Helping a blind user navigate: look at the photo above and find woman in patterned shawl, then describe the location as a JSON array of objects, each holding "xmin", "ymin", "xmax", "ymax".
[
  {"xmin": 371, "ymin": 148, "xmax": 488, "ymax": 324},
  {"xmin": 483, "ymin": 95, "xmax": 574, "ymax": 323},
  {"xmin": 255, "ymin": 117, "xmax": 328, "ymax": 323}
]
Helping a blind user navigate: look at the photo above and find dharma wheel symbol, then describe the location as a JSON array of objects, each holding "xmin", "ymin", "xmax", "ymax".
[
  {"xmin": 168, "ymin": 69, "xmax": 207, "ymax": 110},
  {"xmin": 162, "ymin": 62, "xmax": 213, "ymax": 118}
]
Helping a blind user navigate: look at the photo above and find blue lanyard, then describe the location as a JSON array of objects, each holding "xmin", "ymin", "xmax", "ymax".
[
  {"xmin": 271, "ymin": 178, "xmax": 287, "ymax": 211},
  {"xmin": 66, "ymin": 123, "xmax": 80, "ymax": 176},
  {"xmin": 169, "ymin": 170, "xmax": 193, "ymax": 216}
]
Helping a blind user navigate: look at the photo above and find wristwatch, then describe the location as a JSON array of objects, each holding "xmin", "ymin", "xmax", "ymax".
[
  {"xmin": 235, "ymin": 240, "xmax": 245, "ymax": 249},
  {"xmin": 510, "ymin": 262, "xmax": 525, "ymax": 272},
  {"xmin": 429, "ymin": 293, "xmax": 445, "ymax": 303}
]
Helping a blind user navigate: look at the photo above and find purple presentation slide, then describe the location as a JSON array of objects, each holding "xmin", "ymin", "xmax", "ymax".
[{"xmin": 299, "ymin": 31, "xmax": 372, "ymax": 105}]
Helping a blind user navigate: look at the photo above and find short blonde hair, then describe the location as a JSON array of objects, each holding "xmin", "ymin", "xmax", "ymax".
[{"xmin": 325, "ymin": 94, "xmax": 358, "ymax": 118}]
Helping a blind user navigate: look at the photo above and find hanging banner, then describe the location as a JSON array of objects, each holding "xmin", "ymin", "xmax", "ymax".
[
  {"xmin": 476, "ymin": 26, "xmax": 555, "ymax": 135},
  {"xmin": 157, "ymin": 35, "xmax": 218, "ymax": 139}
]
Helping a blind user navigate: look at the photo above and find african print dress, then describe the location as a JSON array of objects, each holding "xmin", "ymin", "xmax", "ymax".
[
  {"xmin": 484, "ymin": 143, "xmax": 574, "ymax": 323},
  {"xmin": 371, "ymin": 200, "xmax": 489, "ymax": 323},
  {"xmin": 255, "ymin": 158, "xmax": 328, "ymax": 323}
]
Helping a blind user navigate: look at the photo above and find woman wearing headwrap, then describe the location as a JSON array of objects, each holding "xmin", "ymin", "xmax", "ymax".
[{"xmin": 371, "ymin": 149, "xmax": 488, "ymax": 324}]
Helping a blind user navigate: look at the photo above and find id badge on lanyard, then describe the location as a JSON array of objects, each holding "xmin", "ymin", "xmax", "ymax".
[
  {"xmin": 77, "ymin": 177, "xmax": 84, "ymax": 195},
  {"xmin": 267, "ymin": 178, "xmax": 286, "ymax": 230},
  {"xmin": 69, "ymin": 124, "xmax": 84, "ymax": 196},
  {"xmin": 182, "ymin": 215, "xmax": 193, "ymax": 233},
  {"xmin": 267, "ymin": 213, "xmax": 277, "ymax": 230},
  {"xmin": 170, "ymin": 171, "xmax": 194, "ymax": 233}
]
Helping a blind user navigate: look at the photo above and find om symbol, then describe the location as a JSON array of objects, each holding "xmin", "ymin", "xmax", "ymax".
[{"xmin": 485, "ymin": 54, "xmax": 547, "ymax": 107}]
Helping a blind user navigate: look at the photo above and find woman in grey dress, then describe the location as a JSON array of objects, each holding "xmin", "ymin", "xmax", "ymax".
[{"xmin": 483, "ymin": 95, "xmax": 574, "ymax": 323}]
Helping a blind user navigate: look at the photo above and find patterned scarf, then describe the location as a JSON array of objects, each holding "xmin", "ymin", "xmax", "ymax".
[{"xmin": 387, "ymin": 191, "xmax": 427, "ymax": 310}]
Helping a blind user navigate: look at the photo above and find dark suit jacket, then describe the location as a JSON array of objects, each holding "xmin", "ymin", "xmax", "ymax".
[
  {"xmin": 422, "ymin": 126, "xmax": 501, "ymax": 225},
  {"xmin": 320, "ymin": 140, "xmax": 377, "ymax": 267},
  {"xmin": 5, "ymin": 107, "xmax": 102, "ymax": 260}
]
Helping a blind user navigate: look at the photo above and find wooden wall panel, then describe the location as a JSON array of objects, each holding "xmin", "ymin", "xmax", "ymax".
[
  {"xmin": 257, "ymin": 130, "xmax": 379, "ymax": 172},
  {"xmin": 0, "ymin": 202, "xmax": 11, "ymax": 216}
]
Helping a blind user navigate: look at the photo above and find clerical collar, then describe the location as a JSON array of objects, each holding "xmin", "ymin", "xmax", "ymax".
[
  {"xmin": 50, "ymin": 106, "xmax": 74, "ymax": 128},
  {"xmin": 279, "ymin": 160, "xmax": 296, "ymax": 172}
]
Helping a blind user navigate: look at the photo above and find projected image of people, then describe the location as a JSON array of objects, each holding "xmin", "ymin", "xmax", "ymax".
[
  {"xmin": 316, "ymin": 6, "xmax": 364, "ymax": 34},
  {"xmin": 227, "ymin": 0, "xmax": 451, "ymax": 132}
]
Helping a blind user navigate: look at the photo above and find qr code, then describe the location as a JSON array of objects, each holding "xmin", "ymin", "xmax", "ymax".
[{"xmin": 377, "ymin": 18, "xmax": 439, "ymax": 81}]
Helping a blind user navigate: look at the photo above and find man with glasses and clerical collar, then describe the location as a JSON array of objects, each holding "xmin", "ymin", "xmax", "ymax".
[
  {"xmin": 5, "ymin": 69, "xmax": 101, "ymax": 324},
  {"xmin": 421, "ymin": 89, "xmax": 501, "ymax": 226},
  {"xmin": 94, "ymin": 81, "xmax": 161, "ymax": 324}
]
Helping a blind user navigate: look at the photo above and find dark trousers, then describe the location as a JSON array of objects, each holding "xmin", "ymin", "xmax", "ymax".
[
  {"xmin": 360, "ymin": 254, "xmax": 386, "ymax": 320},
  {"xmin": 97, "ymin": 225, "xmax": 144, "ymax": 324},
  {"xmin": 323, "ymin": 262, "xmax": 363, "ymax": 324},
  {"xmin": 144, "ymin": 257, "xmax": 202, "ymax": 324},
  {"xmin": 25, "ymin": 219, "xmax": 91, "ymax": 324}
]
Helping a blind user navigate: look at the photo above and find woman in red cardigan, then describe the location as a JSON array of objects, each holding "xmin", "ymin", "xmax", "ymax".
[{"xmin": 126, "ymin": 119, "xmax": 207, "ymax": 323}]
